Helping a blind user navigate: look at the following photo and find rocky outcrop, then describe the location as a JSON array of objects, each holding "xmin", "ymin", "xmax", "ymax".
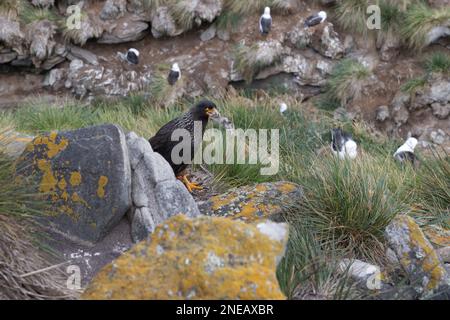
[
  {"xmin": 126, "ymin": 132, "xmax": 200, "ymax": 243},
  {"xmin": 385, "ymin": 215, "xmax": 450, "ymax": 299},
  {"xmin": 198, "ymin": 182, "xmax": 302, "ymax": 222},
  {"xmin": 64, "ymin": 59, "xmax": 153, "ymax": 99},
  {"xmin": 17, "ymin": 124, "xmax": 132, "ymax": 244},
  {"xmin": 82, "ymin": 215, "xmax": 288, "ymax": 300}
]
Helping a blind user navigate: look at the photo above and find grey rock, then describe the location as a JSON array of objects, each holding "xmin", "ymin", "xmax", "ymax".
[
  {"xmin": 67, "ymin": 45, "xmax": 99, "ymax": 66},
  {"xmin": 217, "ymin": 28, "xmax": 230, "ymax": 41},
  {"xmin": 391, "ymin": 93, "xmax": 410, "ymax": 126},
  {"xmin": 437, "ymin": 247, "xmax": 450, "ymax": 264},
  {"xmin": 0, "ymin": 51, "xmax": 17, "ymax": 64},
  {"xmin": 431, "ymin": 103, "xmax": 450, "ymax": 119},
  {"xmin": 200, "ymin": 25, "xmax": 216, "ymax": 42},
  {"xmin": 100, "ymin": 0, "xmax": 127, "ymax": 20},
  {"xmin": 25, "ymin": 20, "xmax": 57, "ymax": 64},
  {"xmin": 0, "ymin": 17, "xmax": 25, "ymax": 54},
  {"xmin": 98, "ymin": 19, "xmax": 148, "ymax": 44},
  {"xmin": 154, "ymin": 180, "xmax": 201, "ymax": 221},
  {"xmin": 151, "ymin": 6, "xmax": 183, "ymax": 38},
  {"xmin": 378, "ymin": 31, "xmax": 401, "ymax": 62},
  {"xmin": 43, "ymin": 68, "xmax": 67, "ymax": 89},
  {"xmin": 125, "ymin": 132, "xmax": 200, "ymax": 243},
  {"xmin": 311, "ymin": 24, "xmax": 344, "ymax": 60},
  {"xmin": 17, "ymin": 124, "xmax": 132, "ymax": 245},
  {"xmin": 385, "ymin": 215, "xmax": 450, "ymax": 299},
  {"xmin": 430, "ymin": 129, "xmax": 447, "ymax": 145},
  {"xmin": 130, "ymin": 207, "xmax": 157, "ymax": 242},
  {"xmin": 376, "ymin": 105, "xmax": 390, "ymax": 122}
]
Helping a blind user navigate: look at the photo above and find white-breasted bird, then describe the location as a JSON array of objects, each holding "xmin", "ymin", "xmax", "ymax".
[
  {"xmin": 304, "ymin": 11, "xmax": 327, "ymax": 28},
  {"xmin": 168, "ymin": 63, "xmax": 181, "ymax": 85},
  {"xmin": 279, "ymin": 102, "xmax": 288, "ymax": 114},
  {"xmin": 259, "ymin": 7, "xmax": 272, "ymax": 35},
  {"xmin": 126, "ymin": 48, "xmax": 139, "ymax": 64},
  {"xmin": 331, "ymin": 128, "xmax": 358, "ymax": 159},
  {"xmin": 394, "ymin": 137, "xmax": 418, "ymax": 165}
]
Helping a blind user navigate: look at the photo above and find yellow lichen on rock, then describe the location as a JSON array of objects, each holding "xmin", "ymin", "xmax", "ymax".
[
  {"xmin": 200, "ymin": 182, "xmax": 302, "ymax": 223},
  {"xmin": 97, "ymin": 176, "xmax": 108, "ymax": 198},
  {"xmin": 82, "ymin": 215, "xmax": 288, "ymax": 300}
]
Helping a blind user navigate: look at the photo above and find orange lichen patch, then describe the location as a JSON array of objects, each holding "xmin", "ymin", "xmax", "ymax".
[
  {"xmin": 32, "ymin": 131, "xmax": 69, "ymax": 158},
  {"xmin": 69, "ymin": 171, "xmax": 82, "ymax": 186},
  {"xmin": 72, "ymin": 192, "xmax": 90, "ymax": 208},
  {"xmin": 82, "ymin": 215, "xmax": 287, "ymax": 300},
  {"xmin": 399, "ymin": 216, "xmax": 448, "ymax": 292},
  {"xmin": 97, "ymin": 176, "xmax": 108, "ymax": 198},
  {"xmin": 58, "ymin": 177, "xmax": 67, "ymax": 190},
  {"xmin": 423, "ymin": 225, "xmax": 450, "ymax": 248},
  {"xmin": 202, "ymin": 182, "xmax": 302, "ymax": 223},
  {"xmin": 36, "ymin": 159, "xmax": 58, "ymax": 194}
]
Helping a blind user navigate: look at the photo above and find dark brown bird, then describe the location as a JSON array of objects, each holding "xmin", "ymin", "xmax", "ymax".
[{"xmin": 149, "ymin": 100, "xmax": 219, "ymax": 192}]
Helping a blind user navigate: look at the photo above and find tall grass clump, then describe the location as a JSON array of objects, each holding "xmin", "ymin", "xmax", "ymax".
[
  {"xmin": 323, "ymin": 59, "xmax": 372, "ymax": 107},
  {"xmin": 335, "ymin": 0, "xmax": 373, "ymax": 35},
  {"xmin": 424, "ymin": 52, "xmax": 450, "ymax": 75},
  {"xmin": 415, "ymin": 151, "xmax": 450, "ymax": 228},
  {"xmin": 277, "ymin": 220, "xmax": 356, "ymax": 300},
  {"xmin": 0, "ymin": 130, "xmax": 72, "ymax": 299},
  {"xmin": 19, "ymin": 2, "xmax": 60, "ymax": 25},
  {"xmin": 401, "ymin": 3, "xmax": 450, "ymax": 50},
  {"xmin": 12, "ymin": 100, "xmax": 96, "ymax": 134},
  {"xmin": 291, "ymin": 154, "xmax": 414, "ymax": 263},
  {"xmin": 400, "ymin": 76, "xmax": 427, "ymax": 94}
]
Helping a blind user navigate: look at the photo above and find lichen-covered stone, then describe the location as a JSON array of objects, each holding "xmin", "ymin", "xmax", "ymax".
[
  {"xmin": 17, "ymin": 124, "xmax": 132, "ymax": 244},
  {"xmin": 82, "ymin": 215, "xmax": 288, "ymax": 300},
  {"xmin": 198, "ymin": 182, "xmax": 302, "ymax": 222},
  {"xmin": 423, "ymin": 225, "xmax": 450, "ymax": 248},
  {"xmin": 385, "ymin": 215, "xmax": 450, "ymax": 299}
]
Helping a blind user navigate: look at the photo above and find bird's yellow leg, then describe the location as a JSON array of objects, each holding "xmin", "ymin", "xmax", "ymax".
[{"xmin": 177, "ymin": 175, "xmax": 203, "ymax": 193}]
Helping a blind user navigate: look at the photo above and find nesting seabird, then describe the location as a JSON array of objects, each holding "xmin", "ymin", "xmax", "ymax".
[
  {"xmin": 331, "ymin": 128, "xmax": 358, "ymax": 159},
  {"xmin": 279, "ymin": 102, "xmax": 288, "ymax": 114},
  {"xmin": 126, "ymin": 48, "xmax": 139, "ymax": 65},
  {"xmin": 259, "ymin": 7, "xmax": 272, "ymax": 35},
  {"xmin": 168, "ymin": 63, "xmax": 181, "ymax": 86},
  {"xmin": 304, "ymin": 11, "xmax": 327, "ymax": 28},
  {"xmin": 394, "ymin": 137, "xmax": 418, "ymax": 165}
]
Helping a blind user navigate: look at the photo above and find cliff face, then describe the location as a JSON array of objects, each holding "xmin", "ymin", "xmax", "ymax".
[{"xmin": 0, "ymin": 0, "xmax": 449, "ymax": 149}]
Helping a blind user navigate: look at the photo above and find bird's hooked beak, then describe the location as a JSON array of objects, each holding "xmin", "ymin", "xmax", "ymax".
[{"xmin": 206, "ymin": 106, "xmax": 220, "ymax": 118}]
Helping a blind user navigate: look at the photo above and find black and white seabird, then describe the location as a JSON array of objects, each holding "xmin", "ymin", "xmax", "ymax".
[
  {"xmin": 279, "ymin": 102, "xmax": 288, "ymax": 114},
  {"xmin": 259, "ymin": 7, "xmax": 272, "ymax": 35},
  {"xmin": 394, "ymin": 137, "xmax": 418, "ymax": 165},
  {"xmin": 331, "ymin": 128, "xmax": 358, "ymax": 159},
  {"xmin": 168, "ymin": 63, "xmax": 181, "ymax": 85},
  {"xmin": 126, "ymin": 48, "xmax": 139, "ymax": 65},
  {"xmin": 304, "ymin": 11, "xmax": 327, "ymax": 28}
]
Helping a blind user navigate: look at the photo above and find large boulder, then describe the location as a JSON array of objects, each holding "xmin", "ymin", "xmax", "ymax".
[
  {"xmin": 82, "ymin": 215, "xmax": 288, "ymax": 300},
  {"xmin": 25, "ymin": 20, "xmax": 58, "ymax": 67},
  {"xmin": 198, "ymin": 182, "xmax": 302, "ymax": 222},
  {"xmin": 98, "ymin": 17, "xmax": 148, "ymax": 44},
  {"xmin": 126, "ymin": 132, "xmax": 200, "ymax": 243},
  {"xmin": 0, "ymin": 17, "xmax": 25, "ymax": 55},
  {"xmin": 385, "ymin": 215, "xmax": 450, "ymax": 299},
  {"xmin": 151, "ymin": 6, "xmax": 184, "ymax": 38},
  {"xmin": 17, "ymin": 124, "xmax": 132, "ymax": 244}
]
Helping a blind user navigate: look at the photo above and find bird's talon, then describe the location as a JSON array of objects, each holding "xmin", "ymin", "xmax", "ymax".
[{"xmin": 178, "ymin": 175, "xmax": 203, "ymax": 193}]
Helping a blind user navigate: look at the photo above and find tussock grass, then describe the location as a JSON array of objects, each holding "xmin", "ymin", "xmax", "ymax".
[
  {"xmin": 277, "ymin": 221, "xmax": 356, "ymax": 300},
  {"xmin": 415, "ymin": 151, "xmax": 450, "ymax": 228},
  {"xmin": 289, "ymin": 153, "xmax": 415, "ymax": 263},
  {"xmin": 12, "ymin": 100, "xmax": 96, "ymax": 134},
  {"xmin": 323, "ymin": 59, "xmax": 372, "ymax": 107},
  {"xmin": 401, "ymin": 3, "xmax": 450, "ymax": 50},
  {"xmin": 424, "ymin": 52, "xmax": 450, "ymax": 74},
  {"xmin": 335, "ymin": 0, "xmax": 372, "ymax": 35},
  {"xmin": 0, "ymin": 130, "xmax": 73, "ymax": 299},
  {"xmin": 400, "ymin": 76, "xmax": 427, "ymax": 94},
  {"xmin": 19, "ymin": 2, "xmax": 60, "ymax": 25}
]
